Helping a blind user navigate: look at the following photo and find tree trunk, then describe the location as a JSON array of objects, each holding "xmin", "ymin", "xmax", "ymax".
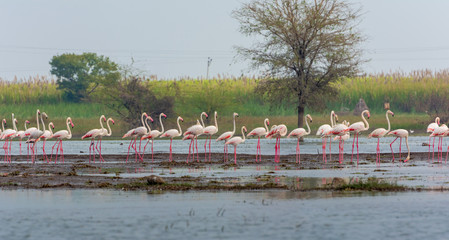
[{"xmin": 297, "ymin": 104, "xmax": 305, "ymax": 128}]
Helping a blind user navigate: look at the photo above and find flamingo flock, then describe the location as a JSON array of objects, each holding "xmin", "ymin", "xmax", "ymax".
[{"xmin": 4, "ymin": 108, "xmax": 448, "ymax": 166}]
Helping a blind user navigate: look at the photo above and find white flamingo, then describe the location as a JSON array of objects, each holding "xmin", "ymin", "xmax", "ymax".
[
  {"xmin": 216, "ymin": 112, "xmax": 239, "ymax": 162},
  {"xmin": 40, "ymin": 122, "xmax": 54, "ymax": 163},
  {"xmin": 24, "ymin": 109, "xmax": 39, "ymax": 162},
  {"xmin": 430, "ymin": 124, "xmax": 448, "ymax": 163},
  {"xmin": 81, "ymin": 115, "xmax": 107, "ymax": 163},
  {"xmin": 184, "ymin": 112, "xmax": 208, "ymax": 163},
  {"xmin": 160, "ymin": 116, "xmax": 184, "ymax": 162},
  {"xmin": 27, "ymin": 111, "xmax": 47, "ymax": 163},
  {"xmin": 326, "ymin": 115, "xmax": 349, "ymax": 164},
  {"xmin": 426, "ymin": 117, "xmax": 440, "ymax": 161},
  {"xmin": 388, "ymin": 129, "xmax": 410, "ymax": 163},
  {"xmin": 287, "ymin": 114, "xmax": 312, "ymax": 164},
  {"xmin": 247, "ymin": 118, "xmax": 269, "ymax": 163},
  {"xmin": 316, "ymin": 111, "xmax": 336, "ymax": 163},
  {"xmin": 348, "ymin": 110, "xmax": 370, "ymax": 164},
  {"xmin": 202, "ymin": 111, "xmax": 218, "ymax": 162},
  {"xmin": 16, "ymin": 120, "xmax": 30, "ymax": 155},
  {"xmin": 266, "ymin": 124, "xmax": 287, "ymax": 163},
  {"xmin": 96, "ymin": 117, "xmax": 114, "ymax": 162},
  {"xmin": 368, "ymin": 110, "xmax": 394, "ymax": 164},
  {"xmin": 122, "ymin": 113, "xmax": 150, "ymax": 163},
  {"xmin": 1, "ymin": 114, "xmax": 18, "ymax": 163},
  {"xmin": 50, "ymin": 117, "xmax": 74, "ymax": 163},
  {"xmin": 142, "ymin": 113, "xmax": 167, "ymax": 162},
  {"xmin": 225, "ymin": 126, "xmax": 247, "ymax": 165}
]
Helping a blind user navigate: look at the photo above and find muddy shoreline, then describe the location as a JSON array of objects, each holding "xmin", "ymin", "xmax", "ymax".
[{"xmin": 0, "ymin": 152, "xmax": 443, "ymax": 192}]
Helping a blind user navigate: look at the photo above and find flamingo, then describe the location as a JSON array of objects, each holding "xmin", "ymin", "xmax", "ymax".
[
  {"xmin": 184, "ymin": 112, "xmax": 208, "ymax": 163},
  {"xmin": 287, "ymin": 114, "xmax": 312, "ymax": 164},
  {"xmin": 96, "ymin": 117, "xmax": 114, "ymax": 162},
  {"xmin": 247, "ymin": 118, "xmax": 269, "ymax": 163},
  {"xmin": 122, "ymin": 113, "xmax": 150, "ymax": 163},
  {"xmin": 183, "ymin": 119, "xmax": 201, "ymax": 163},
  {"xmin": 216, "ymin": 112, "xmax": 239, "ymax": 162},
  {"xmin": 266, "ymin": 124, "xmax": 287, "ymax": 163},
  {"xmin": 201, "ymin": 111, "xmax": 218, "ymax": 162},
  {"xmin": 368, "ymin": 110, "xmax": 394, "ymax": 164},
  {"xmin": 16, "ymin": 120, "xmax": 30, "ymax": 155},
  {"xmin": 142, "ymin": 113, "xmax": 167, "ymax": 162},
  {"xmin": 430, "ymin": 124, "xmax": 448, "ymax": 163},
  {"xmin": 225, "ymin": 126, "xmax": 247, "ymax": 164},
  {"xmin": 332, "ymin": 120, "xmax": 350, "ymax": 164},
  {"xmin": 160, "ymin": 116, "xmax": 184, "ymax": 162},
  {"xmin": 426, "ymin": 117, "xmax": 440, "ymax": 161},
  {"xmin": 50, "ymin": 117, "xmax": 74, "ymax": 163},
  {"xmin": 316, "ymin": 111, "xmax": 337, "ymax": 163},
  {"xmin": 2, "ymin": 114, "xmax": 18, "ymax": 163},
  {"xmin": 81, "ymin": 115, "xmax": 107, "ymax": 163},
  {"xmin": 24, "ymin": 109, "xmax": 40, "ymax": 162},
  {"xmin": 182, "ymin": 133, "xmax": 196, "ymax": 159},
  {"xmin": 27, "ymin": 111, "xmax": 46, "ymax": 163},
  {"xmin": 40, "ymin": 122, "xmax": 54, "ymax": 163},
  {"xmin": 348, "ymin": 110, "xmax": 370, "ymax": 164},
  {"xmin": 387, "ymin": 129, "xmax": 410, "ymax": 162},
  {"xmin": 326, "ymin": 116, "xmax": 349, "ymax": 164}
]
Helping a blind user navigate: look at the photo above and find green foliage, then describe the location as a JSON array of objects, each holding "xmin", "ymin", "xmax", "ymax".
[
  {"xmin": 50, "ymin": 53, "xmax": 120, "ymax": 102},
  {"xmin": 0, "ymin": 76, "xmax": 61, "ymax": 104}
]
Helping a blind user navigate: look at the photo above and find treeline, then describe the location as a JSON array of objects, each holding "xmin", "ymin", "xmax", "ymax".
[{"xmin": 1, "ymin": 69, "xmax": 449, "ymax": 118}]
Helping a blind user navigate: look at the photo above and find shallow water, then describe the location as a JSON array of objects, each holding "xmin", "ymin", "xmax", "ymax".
[
  {"xmin": 0, "ymin": 189, "xmax": 448, "ymax": 240},
  {"xmin": 6, "ymin": 135, "xmax": 437, "ymax": 156}
]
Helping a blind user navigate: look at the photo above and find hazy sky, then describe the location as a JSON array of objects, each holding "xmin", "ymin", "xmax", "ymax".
[{"xmin": 1, "ymin": 0, "xmax": 449, "ymax": 80}]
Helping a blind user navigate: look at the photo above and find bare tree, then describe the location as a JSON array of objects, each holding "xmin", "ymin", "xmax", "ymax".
[{"xmin": 233, "ymin": 0, "xmax": 366, "ymax": 127}]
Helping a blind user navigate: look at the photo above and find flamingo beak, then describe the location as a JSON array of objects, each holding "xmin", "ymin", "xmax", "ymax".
[{"xmin": 112, "ymin": 120, "xmax": 115, "ymax": 125}]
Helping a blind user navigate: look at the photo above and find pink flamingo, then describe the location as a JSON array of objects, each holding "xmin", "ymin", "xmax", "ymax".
[
  {"xmin": 81, "ymin": 115, "xmax": 107, "ymax": 163},
  {"xmin": 266, "ymin": 124, "xmax": 287, "ymax": 163},
  {"xmin": 16, "ymin": 120, "xmax": 30, "ymax": 155},
  {"xmin": 287, "ymin": 114, "xmax": 312, "ymax": 164},
  {"xmin": 96, "ymin": 117, "xmax": 114, "ymax": 162},
  {"xmin": 1, "ymin": 114, "xmax": 18, "ymax": 163},
  {"xmin": 160, "ymin": 116, "xmax": 184, "ymax": 162},
  {"xmin": 184, "ymin": 112, "xmax": 208, "ymax": 163},
  {"xmin": 430, "ymin": 124, "xmax": 448, "ymax": 162},
  {"xmin": 247, "ymin": 118, "xmax": 269, "ymax": 163},
  {"xmin": 183, "ymin": 119, "xmax": 201, "ymax": 163},
  {"xmin": 225, "ymin": 126, "xmax": 247, "ymax": 164},
  {"xmin": 426, "ymin": 117, "xmax": 440, "ymax": 161},
  {"xmin": 201, "ymin": 111, "xmax": 218, "ymax": 162},
  {"xmin": 40, "ymin": 121, "xmax": 54, "ymax": 163},
  {"xmin": 367, "ymin": 110, "xmax": 394, "ymax": 164},
  {"xmin": 216, "ymin": 112, "xmax": 239, "ymax": 162},
  {"xmin": 327, "ymin": 118, "xmax": 349, "ymax": 164},
  {"xmin": 50, "ymin": 117, "xmax": 74, "ymax": 163},
  {"xmin": 316, "ymin": 111, "xmax": 337, "ymax": 163},
  {"xmin": 182, "ymin": 133, "xmax": 196, "ymax": 159},
  {"xmin": 27, "ymin": 111, "xmax": 46, "ymax": 163},
  {"xmin": 387, "ymin": 129, "xmax": 410, "ymax": 162},
  {"xmin": 122, "ymin": 113, "xmax": 150, "ymax": 163},
  {"xmin": 348, "ymin": 110, "xmax": 370, "ymax": 164},
  {"xmin": 142, "ymin": 113, "xmax": 167, "ymax": 162},
  {"xmin": 332, "ymin": 120, "xmax": 350, "ymax": 164}
]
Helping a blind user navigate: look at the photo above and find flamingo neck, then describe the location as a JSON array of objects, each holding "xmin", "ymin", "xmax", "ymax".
[
  {"xmin": 141, "ymin": 113, "xmax": 147, "ymax": 130},
  {"xmin": 241, "ymin": 127, "xmax": 246, "ymax": 143},
  {"xmin": 330, "ymin": 111, "xmax": 335, "ymax": 127},
  {"xmin": 305, "ymin": 116, "xmax": 311, "ymax": 135},
  {"xmin": 177, "ymin": 117, "xmax": 182, "ymax": 136},
  {"xmin": 214, "ymin": 112, "xmax": 218, "ymax": 130},
  {"xmin": 200, "ymin": 113, "xmax": 206, "ymax": 128},
  {"xmin": 264, "ymin": 118, "xmax": 269, "ymax": 133},
  {"xmin": 48, "ymin": 123, "xmax": 53, "ymax": 135},
  {"xmin": 144, "ymin": 117, "xmax": 152, "ymax": 132},
  {"xmin": 40, "ymin": 113, "xmax": 46, "ymax": 132},
  {"xmin": 1, "ymin": 120, "xmax": 4, "ymax": 132},
  {"xmin": 36, "ymin": 110, "xmax": 40, "ymax": 131},
  {"xmin": 436, "ymin": 117, "xmax": 440, "ymax": 124},
  {"xmin": 99, "ymin": 116, "xmax": 105, "ymax": 130},
  {"xmin": 66, "ymin": 118, "xmax": 72, "ymax": 139},
  {"xmin": 106, "ymin": 119, "xmax": 113, "ymax": 136},
  {"xmin": 386, "ymin": 111, "xmax": 391, "ymax": 132},
  {"xmin": 159, "ymin": 113, "xmax": 165, "ymax": 133},
  {"xmin": 12, "ymin": 114, "xmax": 17, "ymax": 132},
  {"xmin": 232, "ymin": 114, "xmax": 236, "ymax": 135},
  {"xmin": 361, "ymin": 111, "xmax": 369, "ymax": 130}
]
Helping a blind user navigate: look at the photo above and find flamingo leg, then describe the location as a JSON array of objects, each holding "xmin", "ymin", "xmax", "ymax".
[
  {"xmin": 399, "ymin": 138, "xmax": 402, "ymax": 160},
  {"xmin": 223, "ymin": 144, "xmax": 226, "ymax": 162},
  {"xmin": 377, "ymin": 138, "xmax": 380, "ymax": 165},
  {"xmin": 297, "ymin": 138, "xmax": 300, "ymax": 164},
  {"xmin": 208, "ymin": 136, "xmax": 212, "ymax": 162},
  {"xmin": 433, "ymin": 137, "xmax": 436, "ymax": 162},
  {"xmin": 88, "ymin": 139, "xmax": 93, "ymax": 163},
  {"xmin": 351, "ymin": 133, "xmax": 356, "ymax": 163},
  {"xmin": 152, "ymin": 140, "xmax": 154, "ymax": 163},
  {"xmin": 329, "ymin": 137, "xmax": 332, "ymax": 162},
  {"xmin": 187, "ymin": 138, "xmax": 193, "ymax": 163},
  {"xmin": 19, "ymin": 139, "xmax": 22, "ymax": 155},
  {"xmin": 428, "ymin": 136, "xmax": 431, "ymax": 161},
  {"xmin": 170, "ymin": 138, "xmax": 173, "ymax": 162},
  {"xmin": 234, "ymin": 145, "xmax": 237, "ymax": 165},
  {"xmin": 204, "ymin": 137, "xmax": 207, "ymax": 162},
  {"xmin": 54, "ymin": 140, "xmax": 60, "ymax": 163},
  {"xmin": 100, "ymin": 139, "xmax": 104, "ymax": 162},
  {"xmin": 356, "ymin": 133, "xmax": 360, "ymax": 164},
  {"xmin": 322, "ymin": 138, "xmax": 327, "ymax": 163},
  {"xmin": 60, "ymin": 140, "xmax": 64, "ymax": 163},
  {"xmin": 390, "ymin": 137, "xmax": 399, "ymax": 162},
  {"xmin": 42, "ymin": 140, "xmax": 48, "ymax": 163},
  {"xmin": 27, "ymin": 142, "xmax": 30, "ymax": 163},
  {"xmin": 51, "ymin": 140, "xmax": 58, "ymax": 162}
]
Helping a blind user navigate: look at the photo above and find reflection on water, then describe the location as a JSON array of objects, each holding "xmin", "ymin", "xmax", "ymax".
[{"xmin": 0, "ymin": 189, "xmax": 448, "ymax": 240}]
